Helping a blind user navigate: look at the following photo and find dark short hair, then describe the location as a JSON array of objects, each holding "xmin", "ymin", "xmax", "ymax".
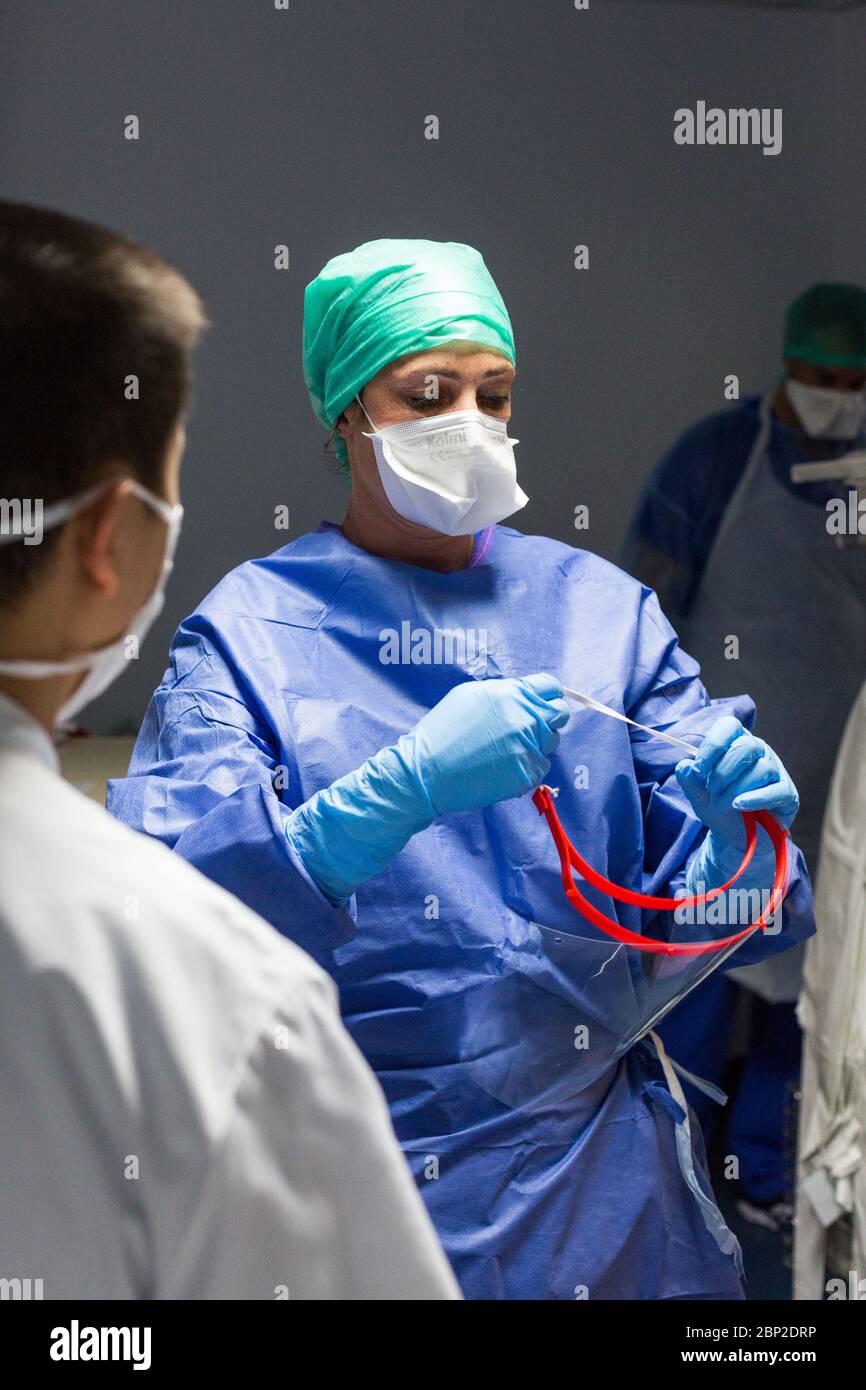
[{"xmin": 0, "ymin": 201, "xmax": 207, "ymax": 605}]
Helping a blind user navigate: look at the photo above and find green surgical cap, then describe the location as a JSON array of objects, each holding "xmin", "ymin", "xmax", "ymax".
[
  {"xmin": 303, "ymin": 239, "xmax": 515, "ymax": 461},
  {"xmin": 784, "ymin": 282, "xmax": 866, "ymax": 368}
]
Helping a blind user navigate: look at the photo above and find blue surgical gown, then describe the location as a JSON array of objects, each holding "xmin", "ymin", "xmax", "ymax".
[{"xmin": 108, "ymin": 524, "xmax": 815, "ymax": 1300}]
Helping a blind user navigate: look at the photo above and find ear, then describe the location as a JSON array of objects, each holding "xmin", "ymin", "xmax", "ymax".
[
  {"xmin": 73, "ymin": 479, "xmax": 136, "ymax": 598},
  {"xmin": 335, "ymin": 401, "xmax": 363, "ymax": 441}
]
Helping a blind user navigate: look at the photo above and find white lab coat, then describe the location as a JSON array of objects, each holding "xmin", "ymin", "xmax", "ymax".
[
  {"xmin": 0, "ymin": 693, "xmax": 459, "ymax": 1300},
  {"xmin": 794, "ymin": 683, "xmax": 866, "ymax": 1301}
]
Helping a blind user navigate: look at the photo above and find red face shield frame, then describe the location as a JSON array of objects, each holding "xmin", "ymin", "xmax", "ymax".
[{"xmin": 531, "ymin": 786, "xmax": 791, "ymax": 956}]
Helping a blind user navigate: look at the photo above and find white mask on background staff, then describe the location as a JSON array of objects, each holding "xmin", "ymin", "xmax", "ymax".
[
  {"xmin": 0, "ymin": 481, "xmax": 183, "ymax": 726},
  {"xmin": 357, "ymin": 396, "xmax": 528, "ymax": 537},
  {"xmin": 785, "ymin": 378, "xmax": 866, "ymax": 441}
]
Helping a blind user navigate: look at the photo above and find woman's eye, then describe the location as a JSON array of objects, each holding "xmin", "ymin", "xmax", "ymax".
[{"xmin": 402, "ymin": 392, "xmax": 510, "ymax": 410}]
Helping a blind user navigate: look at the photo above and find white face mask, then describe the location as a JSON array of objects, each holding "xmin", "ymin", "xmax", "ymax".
[
  {"xmin": 785, "ymin": 378, "xmax": 866, "ymax": 441},
  {"xmin": 357, "ymin": 396, "xmax": 528, "ymax": 536},
  {"xmin": 0, "ymin": 480, "xmax": 183, "ymax": 726}
]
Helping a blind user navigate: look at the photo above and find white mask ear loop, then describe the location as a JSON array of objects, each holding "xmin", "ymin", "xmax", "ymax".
[
  {"xmin": 355, "ymin": 393, "xmax": 378, "ymax": 434},
  {"xmin": 0, "ymin": 477, "xmax": 178, "ymax": 547},
  {"xmin": 0, "ymin": 479, "xmax": 114, "ymax": 546},
  {"xmin": 126, "ymin": 479, "xmax": 183, "ymax": 529}
]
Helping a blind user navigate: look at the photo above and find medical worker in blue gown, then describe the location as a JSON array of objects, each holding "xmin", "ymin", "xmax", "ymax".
[
  {"xmin": 108, "ymin": 240, "xmax": 815, "ymax": 1300},
  {"xmin": 623, "ymin": 284, "xmax": 866, "ymax": 1230}
]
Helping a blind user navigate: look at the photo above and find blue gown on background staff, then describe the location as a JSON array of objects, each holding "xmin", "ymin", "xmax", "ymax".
[{"xmin": 622, "ymin": 284, "xmax": 866, "ymax": 1216}]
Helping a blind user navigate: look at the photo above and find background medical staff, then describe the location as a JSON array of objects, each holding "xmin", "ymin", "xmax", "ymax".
[
  {"xmin": 623, "ymin": 283, "xmax": 866, "ymax": 1230},
  {"xmin": 110, "ymin": 238, "xmax": 815, "ymax": 1301},
  {"xmin": 0, "ymin": 202, "xmax": 571, "ymax": 1299}
]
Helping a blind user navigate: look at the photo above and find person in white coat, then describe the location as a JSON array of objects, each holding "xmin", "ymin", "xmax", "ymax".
[
  {"xmin": 0, "ymin": 688, "xmax": 459, "ymax": 1300},
  {"xmin": 795, "ymin": 681, "xmax": 866, "ymax": 1301},
  {"xmin": 0, "ymin": 202, "xmax": 563, "ymax": 1299}
]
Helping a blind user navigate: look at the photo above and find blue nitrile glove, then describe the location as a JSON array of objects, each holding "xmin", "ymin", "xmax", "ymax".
[
  {"xmin": 286, "ymin": 673, "xmax": 569, "ymax": 905},
  {"xmin": 675, "ymin": 716, "xmax": 799, "ymax": 894}
]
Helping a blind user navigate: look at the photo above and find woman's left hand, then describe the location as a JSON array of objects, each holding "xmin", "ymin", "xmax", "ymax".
[{"xmin": 675, "ymin": 716, "xmax": 799, "ymax": 849}]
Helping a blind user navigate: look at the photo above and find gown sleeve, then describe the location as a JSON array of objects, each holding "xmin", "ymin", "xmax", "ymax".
[
  {"xmin": 624, "ymin": 584, "xmax": 815, "ymax": 967},
  {"xmin": 107, "ymin": 629, "xmax": 356, "ymax": 967},
  {"xmin": 620, "ymin": 407, "xmax": 759, "ymax": 617}
]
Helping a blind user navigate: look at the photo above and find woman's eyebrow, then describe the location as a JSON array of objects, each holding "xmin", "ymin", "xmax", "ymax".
[{"xmin": 395, "ymin": 364, "xmax": 515, "ymax": 382}]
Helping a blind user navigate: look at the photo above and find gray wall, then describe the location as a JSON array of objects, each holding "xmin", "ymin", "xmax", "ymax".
[{"xmin": 1, "ymin": 0, "xmax": 862, "ymax": 731}]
